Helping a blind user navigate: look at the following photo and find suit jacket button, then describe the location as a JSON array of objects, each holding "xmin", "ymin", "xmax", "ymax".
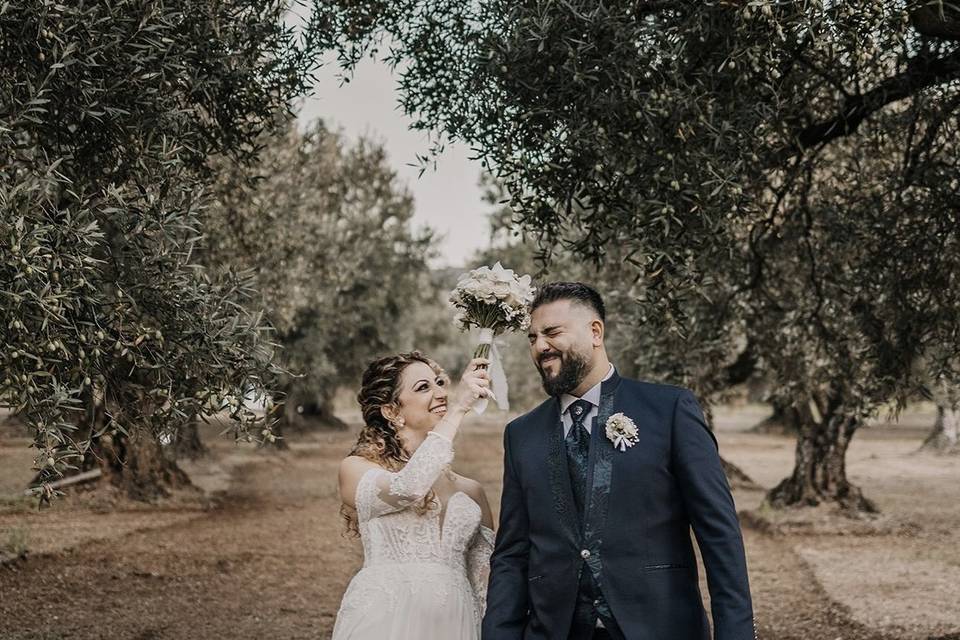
[{"xmin": 580, "ymin": 549, "xmax": 591, "ymax": 559}]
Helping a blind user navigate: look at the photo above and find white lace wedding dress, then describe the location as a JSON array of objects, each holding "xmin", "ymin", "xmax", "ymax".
[{"xmin": 332, "ymin": 431, "xmax": 495, "ymax": 640}]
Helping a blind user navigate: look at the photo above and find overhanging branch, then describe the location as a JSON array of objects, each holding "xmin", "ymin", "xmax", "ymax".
[
  {"xmin": 777, "ymin": 48, "xmax": 960, "ymax": 163},
  {"xmin": 911, "ymin": 2, "xmax": 960, "ymax": 41}
]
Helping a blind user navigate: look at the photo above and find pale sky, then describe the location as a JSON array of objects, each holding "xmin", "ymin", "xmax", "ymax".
[{"xmin": 297, "ymin": 55, "xmax": 490, "ymax": 268}]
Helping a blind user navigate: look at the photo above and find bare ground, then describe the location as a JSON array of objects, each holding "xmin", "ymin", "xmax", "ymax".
[{"xmin": 1, "ymin": 404, "xmax": 958, "ymax": 640}]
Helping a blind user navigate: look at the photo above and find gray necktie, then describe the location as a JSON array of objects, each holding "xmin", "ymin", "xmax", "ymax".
[{"xmin": 565, "ymin": 399, "xmax": 592, "ymax": 518}]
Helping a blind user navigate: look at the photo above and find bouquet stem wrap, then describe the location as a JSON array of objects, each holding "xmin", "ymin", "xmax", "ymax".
[{"xmin": 473, "ymin": 328, "xmax": 509, "ymax": 414}]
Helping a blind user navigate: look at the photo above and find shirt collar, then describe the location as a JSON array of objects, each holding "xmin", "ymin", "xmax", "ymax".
[{"xmin": 559, "ymin": 363, "xmax": 615, "ymax": 415}]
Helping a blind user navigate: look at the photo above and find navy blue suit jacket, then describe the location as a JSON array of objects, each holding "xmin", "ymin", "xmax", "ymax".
[{"xmin": 482, "ymin": 372, "xmax": 754, "ymax": 640}]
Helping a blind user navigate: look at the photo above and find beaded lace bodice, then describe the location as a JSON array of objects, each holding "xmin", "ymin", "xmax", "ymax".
[{"xmin": 354, "ymin": 431, "xmax": 494, "ymax": 615}]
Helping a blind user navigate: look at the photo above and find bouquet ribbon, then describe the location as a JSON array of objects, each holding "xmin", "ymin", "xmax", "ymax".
[{"xmin": 474, "ymin": 328, "xmax": 510, "ymax": 414}]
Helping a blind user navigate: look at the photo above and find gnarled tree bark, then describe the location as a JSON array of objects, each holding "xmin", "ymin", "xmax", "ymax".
[
  {"xmin": 766, "ymin": 392, "xmax": 877, "ymax": 513},
  {"xmin": 94, "ymin": 428, "xmax": 192, "ymax": 501},
  {"xmin": 44, "ymin": 384, "xmax": 195, "ymax": 500}
]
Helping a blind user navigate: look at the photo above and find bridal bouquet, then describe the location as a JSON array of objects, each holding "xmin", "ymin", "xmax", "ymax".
[{"xmin": 449, "ymin": 263, "xmax": 535, "ymax": 413}]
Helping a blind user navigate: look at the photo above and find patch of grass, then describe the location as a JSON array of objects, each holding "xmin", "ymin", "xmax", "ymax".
[
  {"xmin": 1, "ymin": 526, "xmax": 29, "ymax": 560},
  {"xmin": 0, "ymin": 494, "xmax": 37, "ymax": 514}
]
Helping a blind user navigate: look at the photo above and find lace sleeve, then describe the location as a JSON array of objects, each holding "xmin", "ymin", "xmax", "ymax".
[
  {"xmin": 354, "ymin": 431, "xmax": 454, "ymax": 522},
  {"xmin": 467, "ymin": 525, "xmax": 495, "ymax": 618}
]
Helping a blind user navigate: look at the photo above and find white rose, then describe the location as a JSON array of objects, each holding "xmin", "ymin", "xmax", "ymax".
[{"xmin": 492, "ymin": 281, "xmax": 512, "ymax": 298}]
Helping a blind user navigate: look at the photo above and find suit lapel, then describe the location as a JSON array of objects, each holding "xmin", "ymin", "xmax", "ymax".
[
  {"xmin": 583, "ymin": 370, "xmax": 622, "ymax": 539},
  {"xmin": 545, "ymin": 396, "xmax": 581, "ymax": 543}
]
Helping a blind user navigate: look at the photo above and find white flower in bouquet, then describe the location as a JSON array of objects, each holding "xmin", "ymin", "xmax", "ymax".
[{"xmin": 449, "ymin": 262, "xmax": 535, "ymax": 412}]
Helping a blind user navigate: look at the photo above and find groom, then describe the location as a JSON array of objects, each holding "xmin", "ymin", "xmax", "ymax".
[{"xmin": 482, "ymin": 283, "xmax": 754, "ymax": 640}]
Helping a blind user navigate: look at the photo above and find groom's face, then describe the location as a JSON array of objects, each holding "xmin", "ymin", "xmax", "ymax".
[{"xmin": 528, "ymin": 300, "xmax": 598, "ymax": 396}]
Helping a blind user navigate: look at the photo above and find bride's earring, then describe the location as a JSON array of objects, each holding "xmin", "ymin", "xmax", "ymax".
[{"xmin": 391, "ymin": 416, "xmax": 406, "ymax": 431}]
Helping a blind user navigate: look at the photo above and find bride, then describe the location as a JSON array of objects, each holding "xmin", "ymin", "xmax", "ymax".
[{"xmin": 333, "ymin": 351, "xmax": 495, "ymax": 640}]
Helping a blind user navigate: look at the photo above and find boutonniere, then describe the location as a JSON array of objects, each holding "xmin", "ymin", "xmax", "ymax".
[{"xmin": 605, "ymin": 413, "xmax": 639, "ymax": 451}]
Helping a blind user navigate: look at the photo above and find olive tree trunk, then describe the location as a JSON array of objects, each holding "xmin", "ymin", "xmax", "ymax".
[
  {"xmin": 175, "ymin": 421, "xmax": 209, "ymax": 459},
  {"xmin": 74, "ymin": 384, "xmax": 192, "ymax": 500},
  {"xmin": 93, "ymin": 429, "xmax": 192, "ymax": 500},
  {"xmin": 766, "ymin": 393, "xmax": 877, "ymax": 513},
  {"xmin": 260, "ymin": 390, "xmax": 346, "ymax": 452},
  {"xmin": 274, "ymin": 383, "xmax": 348, "ymax": 433},
  {"xmin": 750, "ymin": 401, "xmax": 799, "ymax": 435},
  {"xmin": 920, "ymin": 402, "xmax": 960, "ymax": 453}
]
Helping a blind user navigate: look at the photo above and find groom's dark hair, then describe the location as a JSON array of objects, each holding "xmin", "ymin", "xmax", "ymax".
[{"xmin": 531, "ymin": 282, "xmax": 605, "ymax": 321}]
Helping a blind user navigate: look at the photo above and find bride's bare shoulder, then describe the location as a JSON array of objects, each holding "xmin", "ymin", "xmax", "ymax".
[
  {"xmin": 340, "ymin": 455, "xmax": 380, "ymax": 477},
  {"xmin": 339, "ymin": 456, "xmax": 385, "ymax": 489},
  {"xmin": 338, "ymin": 456, "xmax": 384, "ymax": 509}
]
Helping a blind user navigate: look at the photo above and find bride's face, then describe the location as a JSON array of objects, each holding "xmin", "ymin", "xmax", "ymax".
[{"xmin": 394, "ymin": 361, "xmax": 450, "ymax": 431}]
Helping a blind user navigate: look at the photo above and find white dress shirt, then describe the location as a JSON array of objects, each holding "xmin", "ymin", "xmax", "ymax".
[{"xmin": 560, "ymin": 363, "xmax": 615, "ymax": 437}]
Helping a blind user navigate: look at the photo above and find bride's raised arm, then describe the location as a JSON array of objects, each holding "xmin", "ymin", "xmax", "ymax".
[
  {"xmin": 356, "ymin": 431, "xmax": 455, "ymax": 520},
  {"xmin": 339, "ymin": 357, "xmax": 491, "ymax": 522}
]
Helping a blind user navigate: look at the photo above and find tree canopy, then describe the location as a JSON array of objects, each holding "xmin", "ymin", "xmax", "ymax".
[
  {"xmin": 1, "ymin": 1, "xmax": 324, "ymax": 497},
  {"xmin": 318, "ymin": 1, "xmax": 960, "ymax": 510},
  {"xmin": 202, "ymin": 120, "xmax": 436, "ymax": 431}
]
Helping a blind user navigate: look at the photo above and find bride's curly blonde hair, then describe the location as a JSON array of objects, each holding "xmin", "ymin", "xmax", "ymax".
[{"xmin": 341, "ymin": 351, "xmax": 449, "ymax": 537}]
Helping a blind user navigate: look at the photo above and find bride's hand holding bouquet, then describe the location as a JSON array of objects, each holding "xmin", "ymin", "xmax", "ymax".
[{"xmin": 432, "ymin": 357, "xmax": 492, "ymax": 440}]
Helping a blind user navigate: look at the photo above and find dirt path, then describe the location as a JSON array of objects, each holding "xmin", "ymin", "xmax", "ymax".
[
  {"xmin": 745, "ymin": 528, "xmax": 896, "ymax": 640},
  {"xmin": 1, "ymin": 415, "xmax": 958, "ymax": 639},
  {"xmin": 1, "ymin": 440, "xmax": 358, "ymax": 639}
]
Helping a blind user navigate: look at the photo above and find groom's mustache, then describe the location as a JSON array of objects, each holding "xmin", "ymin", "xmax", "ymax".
[{"xmin": 538, "ymin": 351, "xmax": 563, "ymax": 367}]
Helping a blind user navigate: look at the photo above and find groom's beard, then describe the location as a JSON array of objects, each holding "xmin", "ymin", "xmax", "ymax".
[{"xmin": 537, "ymin": 349, "xmax": 590, "ymax": 397}]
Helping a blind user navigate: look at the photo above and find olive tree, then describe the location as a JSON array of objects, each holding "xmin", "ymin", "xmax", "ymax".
[
  {"xmin": 202, "ymin": 120, "xmax": 436, "ymax": 435},
  {"xmin": 1, "ymin": 1, "xmax": 324, "ymax": 499},
  {"xmin": 316, "ymin": 0, "xmax": 960, "ymax": 511},
  {"xmin": 921, "ymin": 383, "xmax": 960, "ymax": 453}
]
